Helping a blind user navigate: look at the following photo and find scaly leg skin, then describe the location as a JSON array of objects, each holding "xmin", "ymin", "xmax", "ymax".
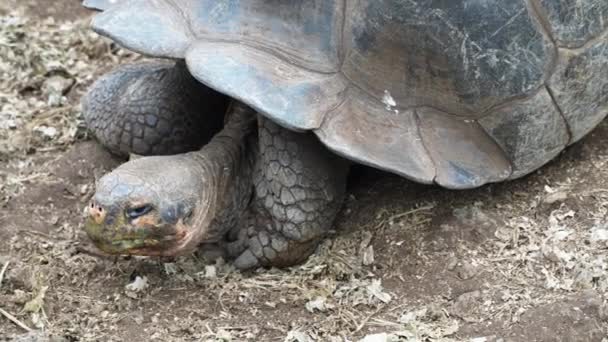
[
  {"xmin": 228, "ymin": 117, "xmax": 349, "ymax": 269},
  {"xmin": 82, "ymin": 61, "xmax": 228, "ymax": 157}
]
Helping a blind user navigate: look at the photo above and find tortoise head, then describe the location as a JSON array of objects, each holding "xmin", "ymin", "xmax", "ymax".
[{"xmin": 85, "ymin": 155, "xmax": 209, "ymax": 256}]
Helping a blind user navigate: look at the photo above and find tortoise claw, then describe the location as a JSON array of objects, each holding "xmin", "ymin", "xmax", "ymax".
[{"xmin": 233, "ymin": 249, "xmax": 260, "ymax": 270}]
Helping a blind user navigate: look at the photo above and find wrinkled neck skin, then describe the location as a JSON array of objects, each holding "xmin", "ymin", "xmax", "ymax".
[{"xmin": 186, "ymin": 103, "xmax": 257, "ymax": 248}]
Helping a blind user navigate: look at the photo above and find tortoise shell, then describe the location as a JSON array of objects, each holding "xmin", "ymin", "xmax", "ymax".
[{"xmin": 87, "ymin": 0, "xmax": 608, "ymax": 189}]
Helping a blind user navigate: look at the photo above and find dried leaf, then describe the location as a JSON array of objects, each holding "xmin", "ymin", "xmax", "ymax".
[
  {"xmin": 305, "ymin": 296, "xmax": 333, "ymax": 313},
  {"xmin": 125, "ymin": 276, "xmax": 148, "ymax": 292},
  {"xmin": 367, "ymin": 279, "xmax": 391, "ymax": 304},
  {"xmin": 23, "ymin": 285, "xmax": 47, "ymax": 313}
]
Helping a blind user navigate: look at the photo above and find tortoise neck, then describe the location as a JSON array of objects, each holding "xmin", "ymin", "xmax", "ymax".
[{"xmin": 188, "ymin": 102, "xmax": 258, "ymax": 243}]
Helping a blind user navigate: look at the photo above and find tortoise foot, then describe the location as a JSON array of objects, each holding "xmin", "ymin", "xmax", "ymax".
[
  {"xmin": 224, "ymin": 117, "xmax": 348, "ymax": 269},
  {"xmin": 82, "ymin": 61, "xmax": 228, "ymax": 157},
  {"xmin": 224, "ymin": 213, "xmax": 320, "ymax": 269}
]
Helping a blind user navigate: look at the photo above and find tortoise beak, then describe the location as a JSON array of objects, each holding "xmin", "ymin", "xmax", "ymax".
[{"xmin": 84, "ymin": 200, "xmax": 191, "ymax": 256}]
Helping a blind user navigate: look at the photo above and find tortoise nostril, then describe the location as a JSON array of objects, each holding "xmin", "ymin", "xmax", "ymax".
[
  {"xmin": 89, "ymin": 202, "xmax": 103, "ymax": 215},
  {"xmin": 88, "ymin": 202, "xmax": 107, "ymax": 224}
]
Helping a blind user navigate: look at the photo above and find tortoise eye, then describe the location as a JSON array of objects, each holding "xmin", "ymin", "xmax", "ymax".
[{"xmin": 126, "ymin": 205, "xmax": 153, "ymax": 219}]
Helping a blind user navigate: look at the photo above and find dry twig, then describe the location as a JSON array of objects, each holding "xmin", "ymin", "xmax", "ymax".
[
  {"xmin": 0, "ymin": 260, "xmax": 8, "ymax": 288},
  {"xmin": 0, "ymin": 307, "xmax": 32, "ymax": 332}
]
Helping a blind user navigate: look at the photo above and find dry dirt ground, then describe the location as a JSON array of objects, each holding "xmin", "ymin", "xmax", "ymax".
[{"xmin": 1, "ymin": 2, "xmax": 608, "ymax": 341}]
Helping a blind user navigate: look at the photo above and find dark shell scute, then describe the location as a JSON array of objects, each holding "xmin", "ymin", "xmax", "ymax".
[
  {"xmin": 548, "ymin": 39, "xmax": 608, "ymax": 143},
  {"xmin": 479, "ymin": 88, "xmax": 569, "ymax": 179},
  {"xmin": 342, "ymin": 0, "xmax": 552, "ymax": 115},
  {"xmin": 538, "ymin": 0, "xmax": 608, "ymax": 48}
]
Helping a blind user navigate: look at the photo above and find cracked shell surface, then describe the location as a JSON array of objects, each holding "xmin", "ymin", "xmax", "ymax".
[
  {"xmin": 548, "ymin": 37, "xmax": 608, "ymax": 144},
  {"xmin": 539, "ymin": 0, "xmax": 608, "ymax": 48},
  {"xmin": 91, "ymin": 0, "xmax": 607, "ymax": 188}
]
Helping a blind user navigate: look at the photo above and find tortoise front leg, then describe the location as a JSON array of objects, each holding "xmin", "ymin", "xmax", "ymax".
[
  {"xmin": 228, "ymin": 117, "xmax": 348, "ymax": 269},
  {"xmin": 82, "ymin": 61, "xmax": 228, "ymax": 157}
]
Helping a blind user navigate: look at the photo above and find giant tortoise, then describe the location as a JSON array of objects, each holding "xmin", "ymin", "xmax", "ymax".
[{"xmin": 81, "ymin": 0, "xmax": 608, "ymax": 269}]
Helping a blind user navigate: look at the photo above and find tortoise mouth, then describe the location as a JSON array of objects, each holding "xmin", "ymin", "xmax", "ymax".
[{"xmin": 85, "ymin": 217, "xmax": 192, "ymax": 256}]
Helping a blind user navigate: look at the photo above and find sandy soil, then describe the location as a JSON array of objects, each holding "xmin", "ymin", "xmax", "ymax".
[{"xmin": 1, "ymin": 2, "xmax": 607, "ymax": 341}]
